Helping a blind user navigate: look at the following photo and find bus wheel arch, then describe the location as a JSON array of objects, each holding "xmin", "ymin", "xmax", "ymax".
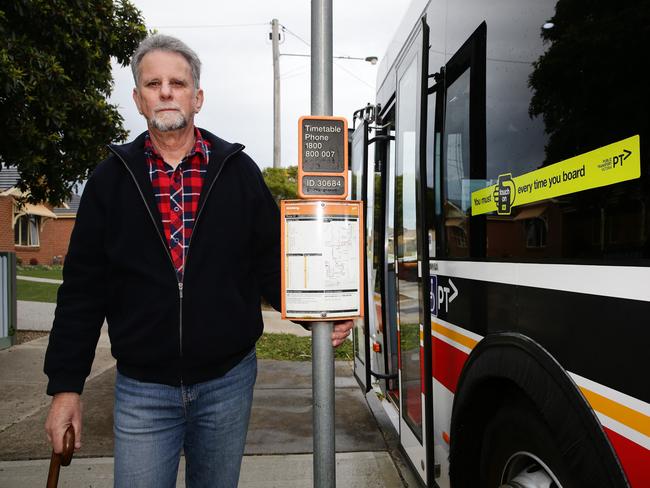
[{"xmin": 448, "ymin": 332, "xmax": 627, "ymax": 488}]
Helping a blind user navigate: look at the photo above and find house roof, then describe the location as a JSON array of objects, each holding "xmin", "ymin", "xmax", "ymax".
[
  {"xmin": 53, "ymin": 194, "xmax": 81, "ymax": 216},
  {"xmin": 0, "ymin": 166, "xmax": 20, "ymax": 190},
  {"xmin": 0, "ymin": 165, "xmax": 80, "ymax": 216}
]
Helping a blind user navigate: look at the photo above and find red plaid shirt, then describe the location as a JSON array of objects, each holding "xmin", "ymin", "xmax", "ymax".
[{"xmin": 145, "ymin": 129, "xmax": 211, "ymax": 281}]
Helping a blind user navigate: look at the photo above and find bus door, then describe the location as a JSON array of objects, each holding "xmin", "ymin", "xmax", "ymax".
[
  {"xmin": 393, "ymin": 18, "xmax": 431, "ymax": 484},
  {"xmin": 351, "ymin": 118, "xmax": 371, "ymax": 391},
  {"xmin": 429, "ymin": 23, "xmax": 486, "ymax": 487},
  {"xmin": 352, "ymin": 108, "xmax": 398, "ymax": 396},
  {"xmin": 377, "ymin": 106, "xmax": 401, "ymax": 414}
]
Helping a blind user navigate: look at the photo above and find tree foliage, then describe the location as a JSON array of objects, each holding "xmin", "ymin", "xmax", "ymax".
[
  {"xmin": 0, "ymin": 0, "xmax": 147, "ymax": 204},
  {"xmin": 528, "ymin": 0, "xmax": 650, "ymax": 166},
  {"xmin": 262, "ymin": 166, "xmax": 298, "ymax": 204}
]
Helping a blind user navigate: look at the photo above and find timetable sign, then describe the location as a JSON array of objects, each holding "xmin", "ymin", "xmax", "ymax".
[{"xmin": 298, "ymin": 116, "xmax": 348, "ymax": 199}]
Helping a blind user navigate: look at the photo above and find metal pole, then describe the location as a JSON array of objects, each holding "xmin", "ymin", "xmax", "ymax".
[
  {"xmin": 271, "ymin": 18, "xmax": 281, "ymax": 168},
  {"xmin": 312, "ymin": 320, "xmax": 335, "ymax": 488},
  {"xmin": 311, "ymin": 2, "xmax": 334, "ymax": 486},
  {"xmin": 311, "ymin": 0, "xmax": 333, "ymax": 116}
]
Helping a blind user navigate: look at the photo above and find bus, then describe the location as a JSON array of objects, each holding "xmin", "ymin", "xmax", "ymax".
[{"xmin": 348, "ymin": 0, "xmax": 649, "ymax": 486}]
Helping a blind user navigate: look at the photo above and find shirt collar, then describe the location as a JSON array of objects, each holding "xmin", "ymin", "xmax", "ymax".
[{"xmin": 144, "ymin": 128, "xmax": 209, "ymax": 167}]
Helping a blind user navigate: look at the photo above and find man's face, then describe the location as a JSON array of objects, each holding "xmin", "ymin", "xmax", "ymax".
[{"xmin": 133, "ymin": 50, "xmax": 204, "ymax": 132}]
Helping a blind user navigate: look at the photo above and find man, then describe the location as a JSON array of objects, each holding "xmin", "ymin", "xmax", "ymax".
[{"xmin": 44, "ymin": 34, "xmax": 352, "ymax": 487}]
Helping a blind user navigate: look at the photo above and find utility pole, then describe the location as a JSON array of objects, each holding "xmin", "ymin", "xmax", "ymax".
[
  {"xmin": 310, "ymin": 3, "xmax": 335, "ymax": 487},
  {"xmin": 271, "ymin": 18, "xmax": 281, "ymax": 168}
]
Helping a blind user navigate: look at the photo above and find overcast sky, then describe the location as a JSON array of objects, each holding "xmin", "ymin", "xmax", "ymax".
[{"xmin": 109, "ymin": 0, "xmax": 411, "ymax": 168}]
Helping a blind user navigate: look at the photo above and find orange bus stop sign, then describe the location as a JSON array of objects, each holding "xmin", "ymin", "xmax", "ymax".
[{"xmin": 298, "ymin": 115, "xmax": 348, "ymax": 199}]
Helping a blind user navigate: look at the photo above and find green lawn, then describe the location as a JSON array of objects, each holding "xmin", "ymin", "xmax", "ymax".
[
  {"xmin": 256, "ymin": 333, "xmax": 353, "ymax": 361},
  {"xmin": 14, "ymin": 280, "xmax": 354, "ymax": 362},
  {"xmin": 17, "ymin": 280, "xmax": 60, "ymax": 303},
  {"xmin": 16, "ymin": 265, "xmax": 63, "ymax": 281}
]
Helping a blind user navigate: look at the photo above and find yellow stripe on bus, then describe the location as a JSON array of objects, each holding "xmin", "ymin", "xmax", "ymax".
[
  {"xmin": 580, "ymin": 387, "xmax": 650, "ymax": 438},
  {"xmin": 431, "ymin": 321, "xmax": 479, "ymax": 350},
  {"xmin": 471, "ymin": 135, "xmax": 641, "ymax": 216},
  {"xmin": 430, "ymin": 321, "xmax": 649, "ymax": 438}
]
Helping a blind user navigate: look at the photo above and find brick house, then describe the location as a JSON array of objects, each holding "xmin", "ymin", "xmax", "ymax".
[{"xmin": 0, "ymin": 166, "xmax": 79, "ymax": 265}]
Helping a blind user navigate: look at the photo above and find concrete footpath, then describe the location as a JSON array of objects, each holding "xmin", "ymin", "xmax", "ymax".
[{"xmin": 0, "ymin": 307, "xmax": 418, "ymax": 487}]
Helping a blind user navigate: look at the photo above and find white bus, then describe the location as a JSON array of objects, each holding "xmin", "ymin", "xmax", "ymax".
[{"xmin": 349, "ymin": 0, "xmax": 649, "ymax": 486}]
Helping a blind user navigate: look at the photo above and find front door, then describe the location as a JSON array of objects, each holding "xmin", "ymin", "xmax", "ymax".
[
  {"xmin": 351, "ymin": 120, "xmax": 370, "ymax": 391},
  {"xmin": 429, "ymin": 22, "xmax": 487, "ymax": 487},
  {"xmin": 394, "ymin": 20, "xmax": 430, "ymax": 484}
]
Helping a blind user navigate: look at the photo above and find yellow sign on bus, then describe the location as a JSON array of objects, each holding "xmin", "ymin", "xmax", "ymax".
[{"xmin": 472, "ymin": 135, "xmax": 641, "ymax": 216}]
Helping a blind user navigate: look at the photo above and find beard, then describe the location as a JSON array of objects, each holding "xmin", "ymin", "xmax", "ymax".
[{"xmin": 149, "ymin": 109, "xmax": 188, "ymax": 132}]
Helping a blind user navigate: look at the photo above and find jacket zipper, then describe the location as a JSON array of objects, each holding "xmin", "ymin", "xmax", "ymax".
[
  {"xmin": 108, "ymin": 147, "xmax": 181, "ymax": 358},
  {"xmin": 107, "ymin": 144, "xmax": 243, "ymax": 362},
  {"xmin": 182, "ymin": 145, "xmax": 243, "ymax": 274}
]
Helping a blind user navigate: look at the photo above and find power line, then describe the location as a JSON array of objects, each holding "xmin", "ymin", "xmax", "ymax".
[
  {"xmin": 280, "ymin": 22, "xmax": 374, "ymax": 89},
  {"xmin": 152, "ymin": 22, "xmax": 267, "ymax": 29},
  {"xmin": 334, "ymin": 61, "xmax": 374, "ymax": 89},
  {"xmin": 280, "ymin": 24, "xmax": 310, "ymax": 47},
  {"xmin": 281, "ymin": 65, "xmax": 309, "ymax": 79},
  {"xmin": 279, "ymin": 59, "xmax": 373, "ymax": 88},
  {"xmin": 281, "ymin": 69, "xmax": 309, "ymax": 81}
]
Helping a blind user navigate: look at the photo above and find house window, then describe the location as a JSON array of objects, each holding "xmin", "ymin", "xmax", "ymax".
[
  {"xmin": 525, "ymin": 217, "xmax": 547, "ymax": 248},
  {"xmin": 14, "ymin": 215, "xmax": 40, "ymax": 246},
  {"xmin": 451, "ymin": 226, "xmax": 468, "ymax": 248}
]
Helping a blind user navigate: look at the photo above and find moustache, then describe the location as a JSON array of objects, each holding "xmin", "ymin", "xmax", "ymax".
[{"xmin": 154, "ymin": 106, "xmax": 181, "ymax": 113}]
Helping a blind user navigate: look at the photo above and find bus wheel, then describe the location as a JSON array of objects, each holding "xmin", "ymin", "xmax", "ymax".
[
  {"xmin": 480, "ymin": 397, "xmax": 573, "ymax": 488},
  {"xmin": 499, "ymin": 452, "xmax": 562, "ymax": 488}
]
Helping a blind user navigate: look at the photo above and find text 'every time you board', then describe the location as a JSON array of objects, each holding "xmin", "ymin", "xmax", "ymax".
[{"xmin": 472, "ymin": 135, "xmax": 640, "ymax": 216}]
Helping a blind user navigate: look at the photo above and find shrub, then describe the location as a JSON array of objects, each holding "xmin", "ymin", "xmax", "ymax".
[{"xmin": 29, "ymin": 257, "xmax": 39, "ymax": 265}]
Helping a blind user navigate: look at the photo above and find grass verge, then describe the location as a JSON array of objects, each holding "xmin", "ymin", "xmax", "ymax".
[
  {"xmin": 17, "ymin": 280, "xmax": 59, "ymax": 303},
  {"xmin": 256, "ymin": 333, "xmax": 353, "ymax": 361},
  {"xmin": 12, "ymin": 329, "xmax": 352, "ymax": 362},
  {"xmin": 16, "ymin": 265, "xmax": 63, "ymax": 281}
]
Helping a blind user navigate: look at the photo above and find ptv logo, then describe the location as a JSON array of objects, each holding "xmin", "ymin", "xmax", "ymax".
[
  {"xmin": 613, "ymin": 149, "xmax": 632, "ymax": 168},
  {"xmin": 430, "ymin": 276, "xmax": 459, "ymax": 316}
]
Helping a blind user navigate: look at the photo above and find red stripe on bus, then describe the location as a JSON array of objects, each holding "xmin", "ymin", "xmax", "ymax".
[
  {"xmin": 431, "ymin": 336, "xmax": 650, "ymax": 486},
  {"xmin": 405, "ymin": 384, "xmax": 422, "ymax": 425},
  {"xmin": 604, "ymin": 427, "xmax": 650, "ymax": 487},
  {"xmin": 420, "ymin": 346, "xmax": 425, "ymax": 393},
  {"xmin": 432, "ymin": 336, "xmax": 469, "ymax": 394}
]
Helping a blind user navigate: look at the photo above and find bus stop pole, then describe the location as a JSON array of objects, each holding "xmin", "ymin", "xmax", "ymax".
[
  {"xmin": 311, "ymin": 0, "xmax": 333, "ymax": 116},
  {"xmin": 311, "ymin": 321, "xmax": 335, "ymax": 488},
  {"xmin": 311, "ymin": 2, "xmax": 335, "ymax": 487}
]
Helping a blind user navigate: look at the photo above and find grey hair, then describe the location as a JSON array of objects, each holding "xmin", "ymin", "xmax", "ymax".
[{"xmin": 131, "ymin": 34, "xmax": 201, "ymax": 89}]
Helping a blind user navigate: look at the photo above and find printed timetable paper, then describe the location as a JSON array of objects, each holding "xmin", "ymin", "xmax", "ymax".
[{"xmin": 281, "ymin": 200, "xmax": 364, "ymax": 320}]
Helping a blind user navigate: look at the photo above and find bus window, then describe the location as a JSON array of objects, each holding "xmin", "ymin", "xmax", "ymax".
[
  {"xmin": 396, "ymin": 53, "xmax": 423, "ymax": 440},
  {"xmin": 481, "ymin": 2, "xmax": 650, "ymax": 263},
  {"xmin": 382, "ymin": 108, "xmax": 399, "ymax": 405},
  {"xmin": 351, "ymin": 123, "xmax": 367, "ymax": 374},
  {"xmin": 443, "ymin": 68, "xmax": 471, "ymax": 258}
]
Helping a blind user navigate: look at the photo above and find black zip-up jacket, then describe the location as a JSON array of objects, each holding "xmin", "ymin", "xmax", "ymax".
[{"xmin": 44, "ymin": 129, "xmax": 281, "ymax": 395}]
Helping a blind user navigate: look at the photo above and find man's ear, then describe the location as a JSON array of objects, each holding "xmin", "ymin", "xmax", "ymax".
[
  {"xmin": 132, "ymin": 88, "xmax": 143, "ymax": 115},
  {"xmin": 194, "ymin": 88, "xmax": 204, "ymax": 114}
]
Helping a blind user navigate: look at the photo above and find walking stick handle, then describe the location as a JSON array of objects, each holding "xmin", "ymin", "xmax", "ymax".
[{"xmin": 46, "ymin": 425, "xmax": 75, "ymax": 488}]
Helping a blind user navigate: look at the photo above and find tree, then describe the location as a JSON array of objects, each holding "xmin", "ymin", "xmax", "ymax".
[
  {"xmin": 0, "ymin": 0, "xmax": 147, "ymax": 204},
  {"xmin": 262, "ymin": 166, "xmax": 298, "ymax": 204},
  {"xmin": 528, "ymin": 0, "xmax": 650, "ymax": 166}
]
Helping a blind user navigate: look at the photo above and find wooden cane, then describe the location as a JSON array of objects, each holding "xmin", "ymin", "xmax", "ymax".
[{"xmin": 46, "ymin": 425, "xmax": 75, "ymax": 488}]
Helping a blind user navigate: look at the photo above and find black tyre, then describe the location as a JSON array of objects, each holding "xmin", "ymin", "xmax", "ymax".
[
  {"xmin": 480, "ymin": 395, "xmax": 572, "ymax": 488},
  {"xmin": 449, "ymin": 334, "xmax": 628, "ymax": 488}
]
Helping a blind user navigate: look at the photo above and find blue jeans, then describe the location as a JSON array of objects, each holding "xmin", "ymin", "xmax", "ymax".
[{"xmin": 113, "ymin": 348, "xmax": 257, "ymax": 488}]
